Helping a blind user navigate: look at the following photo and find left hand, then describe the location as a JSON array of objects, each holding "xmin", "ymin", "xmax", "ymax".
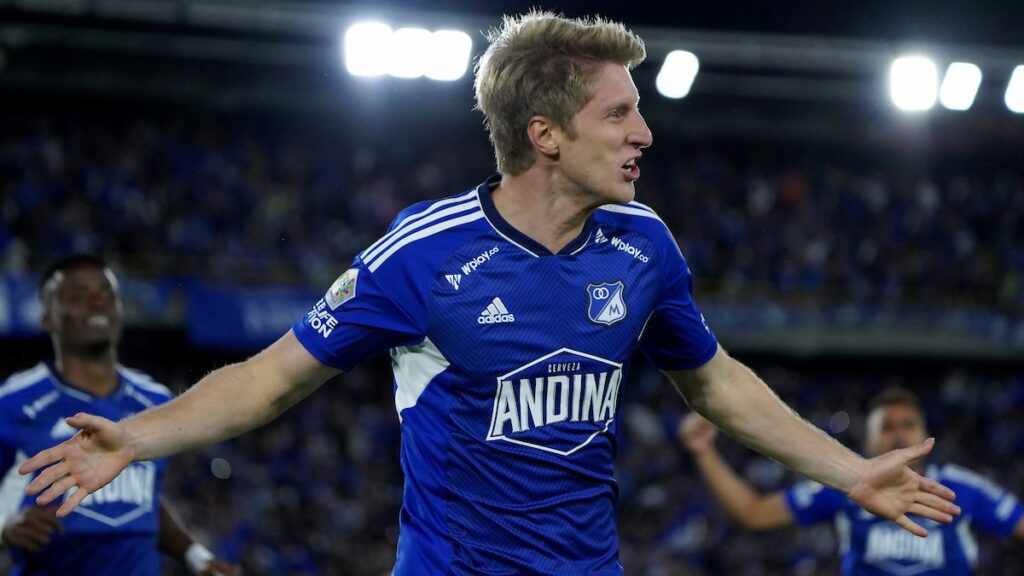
[
  {"xmin": 847, "ymin": 437, "xmax": 960, "ymax": 537},
  {"xmin": 201, "ymin": 559, "xmax": 240, "ymax": 576}
]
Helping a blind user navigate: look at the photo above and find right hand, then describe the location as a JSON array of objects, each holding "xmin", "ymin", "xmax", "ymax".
[
  {"xmin": 1, "ymin": 505, "xmax": 63, "ymax": 552},
  {"xmin": 678, "ymin": 412, "xmax": 719, "ymax": 454},
  {"xmin": 18, "ymin": 413, "xmax": 136, "ymax": 518}
]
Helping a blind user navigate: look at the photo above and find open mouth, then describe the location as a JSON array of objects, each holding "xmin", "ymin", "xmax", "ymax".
[
  {"xmin": 86, "ymin": 315, "xmax": 111, "ymax": 328},
  {"xmin": 620, "ymin": 158, "xmax": 640, "ymax": 181}
]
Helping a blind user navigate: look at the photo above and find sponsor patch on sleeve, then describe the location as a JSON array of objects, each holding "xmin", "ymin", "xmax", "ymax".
[{"xmin": 325, "ymin": 268, "xmax": 358, "ymax": 310}]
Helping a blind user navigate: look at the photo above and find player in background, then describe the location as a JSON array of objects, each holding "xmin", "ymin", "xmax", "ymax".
[
  {"xmin": 679, "ymin": 388, "xmax": 1024, "ymax": 575},
  {"xmin": 19, "ymin": 13, "xmax": 960, "ymax": 575},
  {"xmin": 0, "ymin": 255, "xmax": 237, "ymax": 575}
]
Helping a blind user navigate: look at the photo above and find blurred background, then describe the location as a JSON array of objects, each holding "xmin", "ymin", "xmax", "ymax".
[{"xmin": 1, "ymin": 0, "xmax": 1023, "ymax": 574}]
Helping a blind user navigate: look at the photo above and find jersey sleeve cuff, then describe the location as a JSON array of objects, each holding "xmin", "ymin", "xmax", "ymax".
[{"xmin": 292, "ymin": 321, "xmax": 349, "ymax": 371}]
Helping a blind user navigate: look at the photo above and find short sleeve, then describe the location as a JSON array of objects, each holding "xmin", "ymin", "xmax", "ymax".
[
  {"xmin": 956, "ymin": 472, "xmax": 1024, "ymax": 537},
  {"xmin": 293, "ymin": 258, "xmax": 425, "ymax": 372},
  {"xmin": 783, "ymin": 481, "xmax": 846, "ymax": 526},
  {"xmin": 638, "ymin": 231, "xmax": 718, "ymax": 370}
]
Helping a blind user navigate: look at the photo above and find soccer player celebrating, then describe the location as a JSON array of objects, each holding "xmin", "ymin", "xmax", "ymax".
[
  {"xmin": 0, "ymin": 255, "xmax": 236, "ymax": 575},
  {"xmin": 20, "ymin": 13, "xmax": 959, "ymax": 575},
  {"xmin": 680, "ymin": 388, "xmax": 1024, "ymax": 575}
]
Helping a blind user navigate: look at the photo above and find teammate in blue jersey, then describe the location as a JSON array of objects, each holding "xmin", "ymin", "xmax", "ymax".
[
  {"xmin": 680, "ymin": 388, "xmax": 1024, "ymax": 575},
  {"xmin": 0, "ymin": 255, "xmax": 236, "ymax": 575},
  {"xmin": 19, "ymin": 12, "xmax": 960, "ymax": 575}
]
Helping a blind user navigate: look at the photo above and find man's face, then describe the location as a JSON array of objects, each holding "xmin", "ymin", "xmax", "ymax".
[
  {"xmin": 555, "ymin": 62, "xmax": 653, "ymax": 206},
  {"xmin": 864, "ymin": 403, "xmax": 928, "ymax": 457},
  {"xmin": 42, "ymin": 264, "xmax": 123, "ymax": 354}
]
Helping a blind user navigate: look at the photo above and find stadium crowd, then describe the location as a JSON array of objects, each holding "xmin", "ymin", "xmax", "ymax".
[{"xmin": 1, "ymin": 113, "xmax": 1022, "ymax": 311}]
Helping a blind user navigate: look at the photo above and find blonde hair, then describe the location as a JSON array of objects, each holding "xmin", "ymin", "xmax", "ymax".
[{"xmin": 474, "ymin": 11, "xmax": 646, "ymax": 175}]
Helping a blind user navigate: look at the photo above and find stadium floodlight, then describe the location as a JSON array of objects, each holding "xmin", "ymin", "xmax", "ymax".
[
  {"xmin": 389, "ymin": 27, "xmax": 433, "ymax": 78},
  {"xmin": 939, "ymin": 62, "xmax": 982, "ymax": 111},
  {"xmin": 656, "ymin": 50, "xmax": 700, "ymax": 99},
  {"xmin": 1006, "ymin": 65, "xmax": 1024, "ymax": 113},
  {"xmin": 344, "ymin": 22, "xmax": 393, "ymax": 77},
  {"xmin": 890, "ymin": 55, "xmax": 938, "ymax": 112},
  {"xmin": 425, "ymin": 30, "xmax": 473, "ymax": 81}
]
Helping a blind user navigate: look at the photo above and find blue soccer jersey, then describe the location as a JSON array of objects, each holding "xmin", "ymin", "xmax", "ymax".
[
  {"xmin": 294, "ymin": 175, "xmax": 719, "ymax": 574},
  {"xmin": 783, "ymin": 463, "xmax": 1024, "ymax": 576},
  {"xmin": 0, "ymin": 362, "xmax": 172, "ymax": 576}
]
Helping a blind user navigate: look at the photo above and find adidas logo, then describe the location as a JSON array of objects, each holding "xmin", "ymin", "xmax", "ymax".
[
  {"xmin": 478, "ymin": 297, "xmax": 515, "ymax": 325},
  {"xmin": 445, "ymin": 274, "xmax": 462, "ymax": 290},
  {"xmin": 594, "ymin": 228, "xmax": 608, "ymax": 244}
]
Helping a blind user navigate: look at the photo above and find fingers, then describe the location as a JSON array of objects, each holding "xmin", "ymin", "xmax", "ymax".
[
  {"xmin": 25, "ymin": 505, "xmax": 64, "ymax": 533},
  {"xmin": 909, "ymin": 503, "xmax": 954, "ymax": 524},
  {"xmin": 920, "ymin": 476, "xmax": 957, "ymax": 502},
  {"xmin": 56, "ymin": 487, "xmax": 91, "ymax": 518},
  {"xmin": 66, "ymin": 412, "xmax": 103, "ymax": 431},
  {"xmin": 2, "ymin": 507, "xmax": 62, "ymax": 552},
  {"xmin": 37, "ymin": 475, "xmax": 80, "ymax": 507},
  {"xmin": 203, "ymin": 562, "xmax": 240, "ymax": 576},
  {"xmin": 916, "ymin": 491, "xmax": 960, "ymax": 517},
  {"xmin": 894, "ymin": 514, "xmax": 928, "ymax": 538},
  {"xmin": 5, "ymin": 526, "xmax": 52, "ymax": 552},
  {"xmin": 899, "ymin": 437, "xmax": 935, "ymax": 464},
  {"xmin": 18, "ymin": 445, "xmax": 66, "ymax": 476},
  {"xmin": 25, "ymin": 461, "xmax": 70, "ymax": 496}
]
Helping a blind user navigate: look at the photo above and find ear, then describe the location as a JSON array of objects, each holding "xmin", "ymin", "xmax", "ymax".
[
  {"xmin": 526, "ymin": 115, "xmax": 562, "ymax": 160},
  {"xmin": 40, "ymin": 306, "xmax": 54, "ymax": 333}
]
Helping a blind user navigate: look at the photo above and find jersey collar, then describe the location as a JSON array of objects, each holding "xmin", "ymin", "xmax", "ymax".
[
  {"xmin": 45, "ymin": 361, "xmax": 126, "ymax": 401},
  {"xmin": 476, "ymin": 173, "xmax": 597, "ymax": 258}
]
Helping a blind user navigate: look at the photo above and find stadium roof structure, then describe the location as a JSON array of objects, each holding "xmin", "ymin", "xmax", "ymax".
[{"xmin": 2, "ymin": 0, "xmax": 1023, "ymax": 145}]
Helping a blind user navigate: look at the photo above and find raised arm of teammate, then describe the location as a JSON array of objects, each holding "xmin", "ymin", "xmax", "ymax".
[
  {"xmin": 667, "ymin": 346, "xmax": 959, "ymax": 537},
  {"xmin": 678, "ymin": 412, "xmax": 793, "ymax": 531},
  {"xmin": 19, "ymin": 330, "xmax": 336, "ymax": 517},
  {"xmin": 158, "ymin": 502, "xmax": 238, "ymax": 576}
]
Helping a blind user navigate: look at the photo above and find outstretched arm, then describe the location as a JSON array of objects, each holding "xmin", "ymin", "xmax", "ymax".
[
  {"xmin": 678, "ymin": 413, "xmax": 794, "ymax": 531},
  {"xmin": 159, "ymin": 502, "xmax": 238, "ymax": 576},
  {"xmin": 667, "ymin": 346, "xmax": 959, "ymax": 537},
  {"xmin": 20, "ymin": 329, "xmax": 337, "ymax": 516}
]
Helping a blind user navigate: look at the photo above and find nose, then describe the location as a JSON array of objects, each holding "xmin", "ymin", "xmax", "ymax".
[
  {"xmin": 88, "ymin": 289, "xmax": 114, "ymax": 310},
  {"xmin": 630, "ymin": 112, "xmax": 653, "ymax": 149}
]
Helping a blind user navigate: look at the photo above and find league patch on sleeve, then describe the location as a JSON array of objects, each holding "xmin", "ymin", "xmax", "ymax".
[{"xmin": 325, "ymin": 268, "xmax": 359, "ymax": 310}]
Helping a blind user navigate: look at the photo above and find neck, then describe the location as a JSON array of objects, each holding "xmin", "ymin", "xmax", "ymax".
[
  {"xmin": 492, "ymin": 169, "xmax": 596, "ymax": 254},
  {"xmin": 54, "ymin": 346, "xmax": 120, "ymax": 397}
]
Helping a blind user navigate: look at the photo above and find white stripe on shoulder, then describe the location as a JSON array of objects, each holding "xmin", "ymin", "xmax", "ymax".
[
  {"xmin": 941, "ymin": 463, "xmax": 1005, "ymax": 500},
  {"xmin": 0, "ymin": 363, "xmax": 50, "ymax": 400},
  {"xmin": 598, "ymin": 203, "xmax": 667, "ymax": 224},
  {"xmin": 124, "ymin": 386, "xmax": 156, "ymax": 409},
  {"xmin": 367, "ymin": 210, "xmax": 485, "ymax": 272},
  {"xmin": 363, "ymin": 195, "xmax": 480, "ymax": 264},
  {"xmin": 117, "ymin": 366, "xmax": 173, "ymax": 398},
  {"xmin": 361, "ymin": 191, "xmax": 479, "ymax": 261}
]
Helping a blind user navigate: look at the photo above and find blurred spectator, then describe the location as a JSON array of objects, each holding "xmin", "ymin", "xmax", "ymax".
[{"xmin": 2, "ymin": 113, "xmax": 1022, "ymax": 312}]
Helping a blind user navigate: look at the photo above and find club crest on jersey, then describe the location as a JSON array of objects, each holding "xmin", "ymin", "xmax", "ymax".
[
  {"xmin": 486, "ymin": 348, "xmax": 623, "ymax": 456},
  {"xmin": 325, "ymin": 268, "xmax": 358, "ymax": 310},
  {"xmin": 586, "ymin": 281, "xmax": 627, "ymax": 326}
]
